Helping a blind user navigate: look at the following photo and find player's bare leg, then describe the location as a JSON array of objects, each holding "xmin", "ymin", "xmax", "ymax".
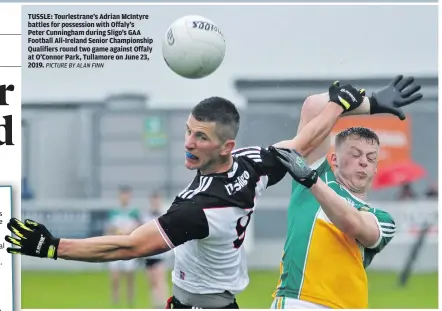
[
  {"xmin": 146, "ymin": 263, "xmax": 169, "ymax": 308},
  {"xmin": 110, "ymin": 270, "xmax": 120, "ymax": 305},
  {"xmin": 126, "ymin": 271, "xmax": 135, "ymax": 307}
]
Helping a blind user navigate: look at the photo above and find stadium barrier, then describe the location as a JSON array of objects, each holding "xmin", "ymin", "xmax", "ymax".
[{"xmin": 20, "ymin": 199, "xmax": 438, "ymax": 272}]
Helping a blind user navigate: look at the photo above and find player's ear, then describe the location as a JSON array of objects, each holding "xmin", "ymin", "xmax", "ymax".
[
  {"xmin": 221, "ymin": 139, "xmax": 235, "ymax": 156},
  {"xmin": 330, "ymin": 152, "xmax": 338, "ymax": 168}
]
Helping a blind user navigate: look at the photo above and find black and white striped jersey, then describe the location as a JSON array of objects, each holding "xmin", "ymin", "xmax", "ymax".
[{"xmin": 155, "ymin": 146, "xmax": 287, "ymax": 295}]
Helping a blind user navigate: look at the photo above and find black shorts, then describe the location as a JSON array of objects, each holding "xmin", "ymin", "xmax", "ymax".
[
  {"xmin": 166, "ymin": 296, "xmax": 239, "ymax": 309},
  {"xmin": 145, "ymin": 258, "xmax": 163, "ymax": 268}
]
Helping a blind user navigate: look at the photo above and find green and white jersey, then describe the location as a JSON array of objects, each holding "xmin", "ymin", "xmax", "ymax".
[
  {"xmin": 107, "ymin": 207, "xmax": 142, "ymax": 235},
  {"xmin": 273, "ymin": 158, "xmax": 396, "ymax": 309}
]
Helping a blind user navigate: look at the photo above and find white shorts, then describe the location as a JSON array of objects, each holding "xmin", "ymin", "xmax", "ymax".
[
  {"xmin": 271, "ymin": 297, "xmax": 329, "ymax": 309},
  {"xmin": 109, "ymin": 259, "xmax": 138, "ymax": 272}
]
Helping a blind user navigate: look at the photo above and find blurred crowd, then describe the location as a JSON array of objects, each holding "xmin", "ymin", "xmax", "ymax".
[{"xmin": 397, "ymin": 181, "xmax": 438, "ymax": 201}]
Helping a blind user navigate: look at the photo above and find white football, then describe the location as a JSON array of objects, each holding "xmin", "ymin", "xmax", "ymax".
[{"xmin": 162, "ymin": 15, "xmax": 226, "ymax": 79}]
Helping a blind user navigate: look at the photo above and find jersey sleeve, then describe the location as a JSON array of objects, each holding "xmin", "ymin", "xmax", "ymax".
[
  {"xmin": 233, "ymin": 146, "xmax": 287, "ymax": 187},
  {"xmin": 314, "ymin": 157, "xmax": 333, "ymax": 176},
  {"xmin": 365, "ymin": 207, "xmax": 396, "ymax": 253},
  {"xmin": 155, "ymin": 199, "xmax": 210, "ymax": 248}
]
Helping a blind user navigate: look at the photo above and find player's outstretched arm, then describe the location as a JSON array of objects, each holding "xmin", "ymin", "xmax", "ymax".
[
  {"xmin": 58, "ymin": 220, "xmax": 171, "ymax": 261},
  {"xmin": 274, "ymin": 75, "xmax": 423, "ymax": 165},
  {"xmin": 309, "ymin": 179, "xmax": 381, "ymax": 247},
  {"xmin": 273, "ymin": 81, "xmax": 365, "ymax": 162},
  {"xmin": 5, "ymin": 199, "xmax": 209, "ymax": 262},
  {"xmin": 4, "ymin": 218, "xmax": 171, "ymax": 262}
]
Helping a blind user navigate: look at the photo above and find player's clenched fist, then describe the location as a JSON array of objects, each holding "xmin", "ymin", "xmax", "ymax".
[
  {"xmin": 328, "ymin": 81, "xmax": 366, "ymax": 113},
  {"xmin": 5, "ymin": 218, "xmax": 60, "ymax": 259}
]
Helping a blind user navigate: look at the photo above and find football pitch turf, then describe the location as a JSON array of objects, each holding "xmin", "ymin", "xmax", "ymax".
[{"xmin": 22, "ymin": 270, "xmax": 438, "ymax": 309}]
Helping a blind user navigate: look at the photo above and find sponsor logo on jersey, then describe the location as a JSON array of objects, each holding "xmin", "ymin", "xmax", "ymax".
[
  {"xmin": 179, "ymin": 271, "xmax": 186, "ymax": 280},
  {"xmin": 225, "ymin": 170, "xmax": 250, "ymax": 195}
]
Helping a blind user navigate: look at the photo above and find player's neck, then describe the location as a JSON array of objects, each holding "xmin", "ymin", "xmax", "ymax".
[
  {"xmin": 200, "ymin": 155, "xmax": 233, "ymax": 175},
  {"xmin": 335, "ymin": 174, "xmax": 368, "ymax": 200}
]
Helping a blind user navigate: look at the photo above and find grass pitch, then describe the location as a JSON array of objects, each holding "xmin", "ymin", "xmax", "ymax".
[{"xmin": 22, "ymin": 270, "xmax": 438, "ymax": 309}]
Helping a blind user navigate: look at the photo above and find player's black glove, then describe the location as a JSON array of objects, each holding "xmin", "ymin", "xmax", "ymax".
[
  {"xmin": 369, "ymin": 75, "xmax": 423, "ymax": 120},
  {"xmin": 328, "ymin": 81, "xmax": 366, "ymax": 113},
  {"xmin": 5, "ymin": 218, "xmax": 60, "ymax": 260},
  {"xmin": 269, "ymin": 146, "xmax": 318, "ymax": 188}
]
